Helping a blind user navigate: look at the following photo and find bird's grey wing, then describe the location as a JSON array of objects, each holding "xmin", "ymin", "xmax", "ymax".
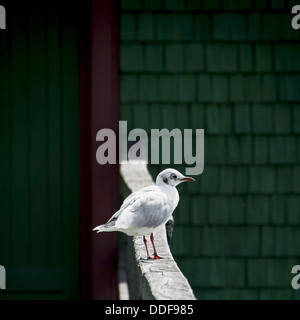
[
  {"xmin": 115, "ymin": 190, "xmax": 171, "ymax": 230},
  {"xmin": 105, "ymin": 185, "xmax": 158, "ymax": 225},
  {"xmin": 119, "ymin": 186, "xmax": 158, "ymax": 210}
]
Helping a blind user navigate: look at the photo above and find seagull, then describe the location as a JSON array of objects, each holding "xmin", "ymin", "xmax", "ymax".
[{"xmin": 93, "ymin": 168, "xmax": 195, "ymax": 259}]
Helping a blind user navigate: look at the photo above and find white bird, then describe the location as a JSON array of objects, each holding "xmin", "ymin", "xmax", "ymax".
[{"xmin": 93, "ymin": 168, "xmax": 195, "ymax": 259}]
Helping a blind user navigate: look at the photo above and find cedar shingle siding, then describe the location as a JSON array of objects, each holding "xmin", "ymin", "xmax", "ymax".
[{"xmin": 120, "ymin": 0, "xmax": 300, "ymax": 299}]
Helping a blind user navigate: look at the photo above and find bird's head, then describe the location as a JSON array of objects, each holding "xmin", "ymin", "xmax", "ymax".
[{"xmin": 156, "ymin": 168, "xmax": 196, "ymax": 187}]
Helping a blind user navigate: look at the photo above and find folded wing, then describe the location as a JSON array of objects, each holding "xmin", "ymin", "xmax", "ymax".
[{"xmin": 115, "ymin": 187, "xmax": 171, "ymax": 230}]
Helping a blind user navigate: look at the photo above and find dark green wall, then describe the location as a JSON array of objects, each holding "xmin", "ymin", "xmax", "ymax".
[
  {"xmin": 0, "ymin": 2, "xmax": 80, "ymax": 299},
  {"xmin": 120, "ymin": 0, "xmax": 300, "ymax": 299}
]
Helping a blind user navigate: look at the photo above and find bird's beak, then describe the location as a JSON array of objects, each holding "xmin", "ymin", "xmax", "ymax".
[{"xmin": 180, "ymin": 176, "xmax": 196, "ymax": 182}]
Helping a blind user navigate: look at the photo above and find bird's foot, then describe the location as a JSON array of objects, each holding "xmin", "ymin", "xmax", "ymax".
[
  {"xmin": 146, "ymin": 256, "xmax": 154, "ymax": 260},
  {"xmin": 153, "ymin": 255, "xmax": 163, "ymax": 259}
]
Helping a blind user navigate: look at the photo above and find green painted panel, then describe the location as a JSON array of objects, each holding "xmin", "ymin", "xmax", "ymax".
[
  {"xmin": 5, "ymin": 269, "xmax": 62, "ymax": 292},
  {"xmin": 10, "ymin": 2, "xmax": 30, "ymax": 268},
  {"xmin": 0, "ymin": 1, "xmax": 80, "ymax": 299},
  {"xmin": 61, "ymin": 19, "xmax": 80, "ymax": 300},
  {"xmin": 46, "ymin": 7, "xmax": 63, "ymax": 268},
  {"xmin": 0, "ymin": 24, "xmax": 10, "ymax": 267},
  {"xmin": 29, "ymin": 2, "xmax": 47, "ymax": 268}
]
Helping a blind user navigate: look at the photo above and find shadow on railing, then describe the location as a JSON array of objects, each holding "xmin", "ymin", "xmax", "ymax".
[{"xmin": 118, "ymin": 162, "xmax": 196, "ymax": 300}]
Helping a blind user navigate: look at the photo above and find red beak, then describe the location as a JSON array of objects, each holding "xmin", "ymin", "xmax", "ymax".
[{"xmin": 180, "ymin": 176, "xmax": 196, "ymax": 182}]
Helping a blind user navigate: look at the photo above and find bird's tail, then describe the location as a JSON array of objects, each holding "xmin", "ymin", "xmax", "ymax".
[
  {"xmin": 92, "ymin": 221, "xmax": 117, "ymax": 233},
  {"xmin": 92, "ymin": 225, "xmax": 105, "ymax": 233}
]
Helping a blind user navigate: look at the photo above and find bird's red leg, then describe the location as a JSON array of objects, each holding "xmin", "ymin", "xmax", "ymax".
[
  {"xmin": 143, "ymin": 236, "xmax": 153, "ymax": 259},
  {"xmin": 150, "ymin": 233, "xmax": 162, "ymax": 259}
]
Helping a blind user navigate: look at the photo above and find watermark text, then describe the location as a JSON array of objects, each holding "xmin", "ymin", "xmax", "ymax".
[
  {"xmin": 291, "ymin": 5, "xmax": 300, "ymax": 30},
  {"xmin": 96, "ymin": 121, "xmax": 204, "ymax": 175},
  {"xmin": 0, "ymin": 265, "xmax": 6, "ymax": 289},
  {"xmin": 0, "ymin": 5, "xmax": 5, "ymax": 29},
  {"xmin": 291, "ymin": 265, "xmax": 300, "ymax": 290}
]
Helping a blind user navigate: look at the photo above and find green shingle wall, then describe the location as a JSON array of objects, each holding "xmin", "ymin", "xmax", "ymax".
[{"xmin": 120, "ymin": 0, "xmax": 300, "ymax": 300}]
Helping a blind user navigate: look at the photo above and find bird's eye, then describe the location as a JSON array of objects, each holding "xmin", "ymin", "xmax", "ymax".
[{"xmin": 171, "ymin": 174, "xmax": 177, "ymax": 179}]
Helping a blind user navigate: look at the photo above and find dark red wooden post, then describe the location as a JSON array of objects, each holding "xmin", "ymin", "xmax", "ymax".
[{"xmin": 80, "ymin": 0, "xmax": 120, "ymax": 299}]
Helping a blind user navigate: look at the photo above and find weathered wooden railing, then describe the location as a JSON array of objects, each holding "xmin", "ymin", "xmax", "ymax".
[{"xmin": 118, "ymin": 162, "xmax": 196, "ymax": 300}]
